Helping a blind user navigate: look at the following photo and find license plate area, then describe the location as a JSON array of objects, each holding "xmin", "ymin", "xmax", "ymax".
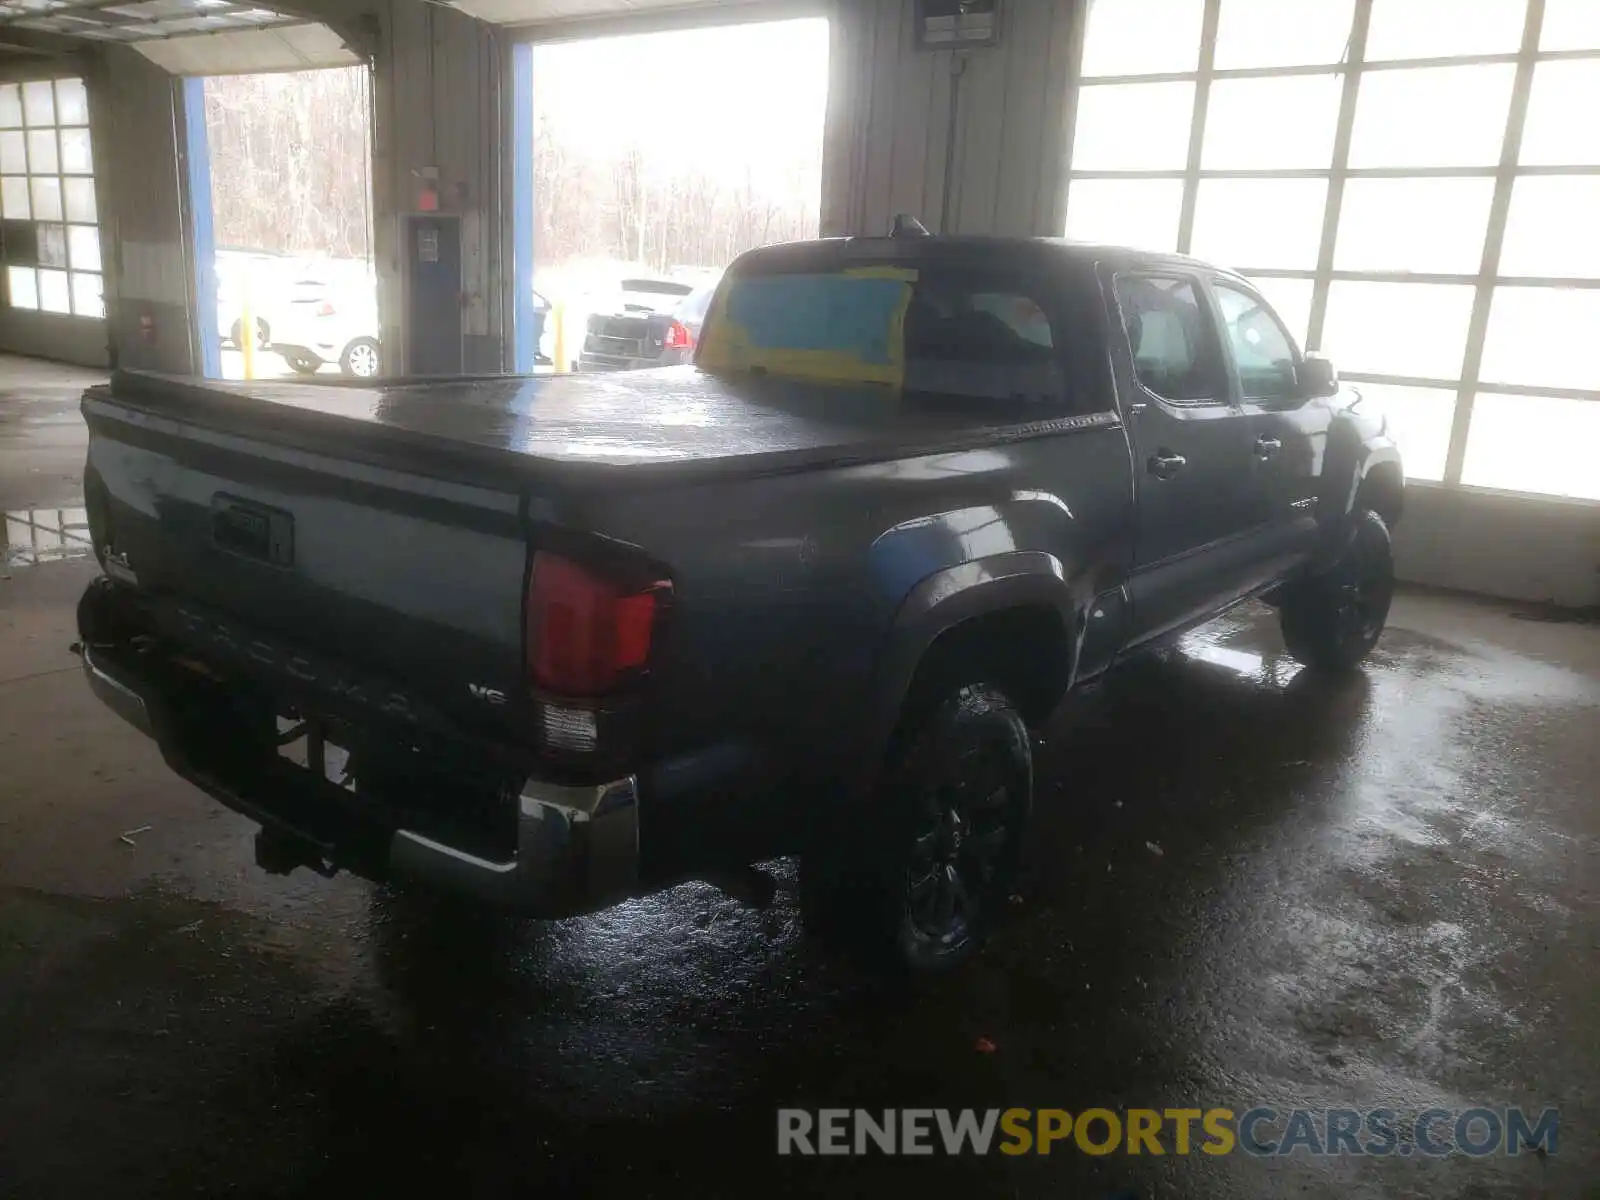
[{"xmin": 212, "ymin": 494, "xmax": 294, "ymax": 566}]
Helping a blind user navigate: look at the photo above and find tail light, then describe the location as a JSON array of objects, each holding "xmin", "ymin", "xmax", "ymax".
[
  {"xmin": 525, "ymin": 552, "xmax": 669, "ymax": 698},
  {"xmin": 316, "ymin": 300, "xmax": 336, "ymax": 316},
  {"xmin": 663, "ymin": 319, "xmax": 693, "ymax": 351}
]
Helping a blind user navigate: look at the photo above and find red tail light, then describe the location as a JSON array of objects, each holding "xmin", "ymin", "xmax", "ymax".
[
  {"xmin": 663, "ymin": 319, "xmax": 693, "ymax": 351},
  {"xmin": 525, "ymin": 552, "xmax": 668, "ymax": 696},
  {"xmin": 317, "ymin": 301, "xmax": 336, "ymax": 316}
]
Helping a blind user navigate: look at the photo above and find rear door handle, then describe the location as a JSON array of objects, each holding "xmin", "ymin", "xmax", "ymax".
[
  {"xmin": 1147, "ymin": 450, "xmax": 1187, "ymax": 479},
  {"xmin": 1255, "ymin": 436, "xmax": 1282, "ymax": 459}
]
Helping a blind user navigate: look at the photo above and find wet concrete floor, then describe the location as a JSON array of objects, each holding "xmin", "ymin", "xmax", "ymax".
[{"xmin": 2, "ymin": 359, "xmax": 1597, "ymax": 1197}]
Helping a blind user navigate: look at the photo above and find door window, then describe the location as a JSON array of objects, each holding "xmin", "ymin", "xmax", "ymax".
[
  {"xmin": 1114, "ymin": 275, "xmax": 1225, "ymax": 402},
  {"xmin": 1214, "ymin": 282, "xmax": 1300, "ymax": 401}
]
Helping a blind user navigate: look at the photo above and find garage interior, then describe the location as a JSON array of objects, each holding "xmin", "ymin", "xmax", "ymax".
[{"xmin": 1, "ymin": 0, "xmax": 1597, "ymax": 1195}]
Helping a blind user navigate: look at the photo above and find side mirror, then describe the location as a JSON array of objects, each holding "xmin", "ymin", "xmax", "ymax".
[{"xmin": 1297, "ymin": 353, "xmax": 1338, "ymax": 398}]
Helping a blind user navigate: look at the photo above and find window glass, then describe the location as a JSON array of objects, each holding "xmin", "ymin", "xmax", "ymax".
[
  {"xmin": 1201, "ymin": 74, "xmax": 1343, "ymax": 169},
  {"xmin": 1, "ymin": 175, "xmax": 29, "ymax": 220},
  {"xmin": 67, "ymin": 224, "xmax": 100, "ymax": 273},
  {"xmin": 1519, "ymin": 61, "xmax": 1600, "ymax": 166},
  {"xmin": 1322, "ymin": 281, "xmax": 1476, "ymax": 379},
  {"xmin": 1353, "ymin": 382, "xmax": 1457, "ymax": 480},
  {"xmin": 71, "ymin": 271, "xmax": 103, "ymax": 319},
  {"xmin": 1071, "ymin": 82, "xmax": 1196, "ymax": 171},
  {"xmin": 0, "ymin": 85, "xmax": 21, "ymax": 129},
  {"xmin": 7, "ymin": 265, "xmax": 38, "ymax": 310},
  {"xmin": 54, "ymin": 78, "xmax": 89, "ymax": 127},
  {"xmin": 1080, "ymin": 0, "xmax": 1204, "ymax": 76},
  {"xmin": 1348, "ymin": 64, "xmax": 1515, "ymax": 167},
  {"xmin": 22, "ymin": 81, "xmax": 54, "ymax": 127},
  {"xmin": 1115, "ymin": 275, "xmax": 1224, "ymax": 402},
  {"xmin": 59, "ymin": 128, "xmax": 91, "ymax": 176},
  {"xmin": 1065, "ymin": 178, "xmax": 1185, "ymax": 251},
  {"xmin": 38, "ymin": 223, "xmax": 67, "ymax": 269},
  {"xmin": 1214, "ymin": 0, "xmax": 1355, "ymax": 69},
  {"xmin": 1478, "ymin": 286, "xmax": 1600, "ymax": 392},
  {"xmin": 1246, "ymin": 276, "xmax": 1315, "ymax": 347},
  {"xmin": 1499, "ymin": 177, "xmax": 1600, "ymax": 277},
  {"xmin": 26, "ymin": 129, "xmax": 57, "ymax": 175},
  {"xmin": 38, "ymin": 268, "xmax": 70, "ymax": 315},
  {"xmin": 1190, "ymin": 178, "xmax": 1328, "ymax": 270},
  {"xmin": 1365, "ymin": 0, "xmax": 1527, "ymax": 61},
  {"xmin": 30, "ymin": 176, "xmax": 62, "ymax": 222},
  {"xmin": 64, "ymin": 177, "xmax": 96, "ymax": 224},
  {"xmin": 1215, "ymin": 283, "xmax": 1299, "ymax": 399},
  {"xmin": 1541, "ymin": 0, "xmax": 1600, "ymax": 49},
  {"xmin": 0, "ymin": 131, "xmax": 23, "ymax": 175},
  {"xmin": 1463, "ymin": 391, "xmax": 1600, "ymax": 499},
  {"xmin": 1334, "ymin": 178, "xmax": 1496, "ymax": 273}
]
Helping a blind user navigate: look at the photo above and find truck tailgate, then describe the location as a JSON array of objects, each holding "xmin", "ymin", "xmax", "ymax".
[{"xmin": 82, "ymin": 387, "xmax": 529, "ymax": 726}]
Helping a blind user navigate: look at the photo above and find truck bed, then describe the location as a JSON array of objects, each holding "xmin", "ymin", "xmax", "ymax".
[{"xmin": 98, "ymin": 367, "xmax": 1097, "ymax": 489}]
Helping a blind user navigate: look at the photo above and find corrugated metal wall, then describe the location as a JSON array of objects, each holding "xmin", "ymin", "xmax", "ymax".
[{"xmin": 822, "ymin": 0, "xmax": 1078, "ymax": 239}]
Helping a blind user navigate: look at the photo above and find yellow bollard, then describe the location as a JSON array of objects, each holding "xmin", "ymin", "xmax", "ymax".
[
  {"xmin": 552, "ymin": 301, "xmax": 567, "ymax": 373},
  {"xmin": 239, "ymin": 284, "xmax": 257, "ymax": 381}
]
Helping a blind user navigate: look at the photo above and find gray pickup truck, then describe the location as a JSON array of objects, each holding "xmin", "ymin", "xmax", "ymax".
[{"xmin": 75, "ymin": 233, "xmax": 1403, "ymax": 973}]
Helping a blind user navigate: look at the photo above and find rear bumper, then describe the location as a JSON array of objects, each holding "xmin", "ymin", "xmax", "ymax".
[
  {"xmin": 80, "ymin": 643, "xmax": 640, "ymax": 917},
  {"xmin": 578, "ymin": 349, "xmax": 690, "ymax": 372}
]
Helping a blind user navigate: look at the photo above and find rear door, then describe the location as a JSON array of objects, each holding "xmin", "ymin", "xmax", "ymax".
[
  {"xmin": 1110, "ymin": 269, "xmax": 1263, "ymax": 644},
  {"xmin": 1208, "ymin": 277, "xmax": 1331, "ymax": 579}
]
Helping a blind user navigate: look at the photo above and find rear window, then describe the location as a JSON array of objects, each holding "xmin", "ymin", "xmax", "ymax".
[
  {"xmin": 620, "ymin": 279, "xmax": 694, "ymax": 297},
  {"xmin": 697, "ymin": 266, "xmax": 1063, "ymax": 403}
]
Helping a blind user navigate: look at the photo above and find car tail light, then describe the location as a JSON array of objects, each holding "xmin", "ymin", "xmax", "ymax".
[
  {"xmin": 317, "ymin": 301, "xmax": 336, "ymax": 317},
  {"xmin": 525, "ymin": 552, "xmax": 669, "ymax": 697},
  {"xmin": 663, "ymin": 320, "xmax": 693, "ymax": 351}
]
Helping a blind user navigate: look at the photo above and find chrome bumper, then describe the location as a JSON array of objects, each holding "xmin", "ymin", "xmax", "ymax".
[{"xmin": 79, "ymin": 646, "xmax": 641, "ymax": 918}]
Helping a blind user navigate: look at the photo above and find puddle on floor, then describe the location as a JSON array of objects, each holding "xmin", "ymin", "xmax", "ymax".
[{"xmin": 3, "ymin": 505, "xmax": 93, "ymax": 568}]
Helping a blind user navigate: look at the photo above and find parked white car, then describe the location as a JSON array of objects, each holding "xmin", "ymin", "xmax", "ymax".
[{"xmin": 270, "ymin": 261, "xmax": 381, "ymax": 378}]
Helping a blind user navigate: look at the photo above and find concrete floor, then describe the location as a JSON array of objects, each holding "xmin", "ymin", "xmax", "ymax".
[{"xmin": 2, "ymin": 354, "xmax": 1597, "ymax": 1198}]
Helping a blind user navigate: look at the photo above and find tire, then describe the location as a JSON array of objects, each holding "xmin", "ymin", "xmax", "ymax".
[
  {"xmin": 801, "ymin": 681, "xmax": 1032, "ymax": 974},
  {"xmin": 1279, "ymin": 509, "xmax": 1395, "ymax": 672},
  {"xmin": 229, "ymin": 317, "xmax": 269, "ymax": 349},
  {"xmin": 340, "ymin": 337, "xmax": 381, "ymax": 378},
  {"xmin": 282, "ymin": 351, "xmax": 321, "ymax": 376}
]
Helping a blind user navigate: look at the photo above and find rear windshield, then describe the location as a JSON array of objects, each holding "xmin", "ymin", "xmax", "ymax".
[
  {"xmin": 620, "ymin": 279, "xmax": 694, "ymax": 297},
  {"xmin": 696, "ymin": 265, "xmax": 1064, "ymax": 403}
]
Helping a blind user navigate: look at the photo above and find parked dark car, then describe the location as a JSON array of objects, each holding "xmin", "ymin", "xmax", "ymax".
[
  {"xmin": 74, "ymin": 233, "xmax": 1403, "ymax": 973},
  {"xmin": 577, "ymin": 277, "xmax": 699, "ymax": 371}
]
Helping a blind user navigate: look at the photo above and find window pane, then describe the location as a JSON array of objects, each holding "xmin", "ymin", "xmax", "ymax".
[
  {"xmin": 1463, "ymin": 391, "xmax": 1600, "ymax": 498},
  {"xmin": 1365, "ymin": 0, "xmax": 1527, "ymax": 61},
  {"xmin": 1214, "ymin": 0, "xmax": 1355, "ymax": 68},
  {"xmin": 1201, "ymin": 74, "xmax": 1343, "ymax": 169},
  {"xmin": 1348, "ymin": 65, "xmax": 1515, "ymax": 167},
  {"xmin": 59, "ymin": 127, "xmax": 91, "ymax": 176},
  {"xmin": 1335, "ymin": 177, "xmax": 1496, "ymax": 273},
  {"xmin": 1065, "ymin": 178, "xmax": 1184, "ymax": 250},
  {"xmin": 1115, "ymin": 275, "xmax": 1225, "ymax": 401},
  {"xmin": 38, "ymin": 269, "xmax": 70, "ymax": 315},
  {"xmin": 64, "ymin": 176, "xmax": 96, "ymax": 223},
  {"xmin": 1, "ymin": 175, "xmax": 29, "ymax": 220},
  {"xmin": 1215, "ymin": 283, "xmax": 1299, "ymax": 399},
  {"xmin": 38, "ymin": 223, "xmax": 67, "ymax": 269},
  {"xmin": 1071, "ymin": 82, "xmax": 1196, "ymax": 170},
  {"xmin": 1499, "ymin": 177, "xmax": 1600, "ymax": 277},
  {"xmin": 0, "ymin": 131, "xmax": 24, "ymax": 175},
  {"xmin": 1246, "ymin": 275, "xmax": 1314, "ymax": 346},
  {"xmin": 54, "ymin": 78, "xmax": 89, "ymax": 127},
  {"xmin": 1479, "ymin": 286, "xmax": 1600, "ymax": 392},
  {"xmin": 1322, "ymin": 281, "xmax": 1475, "ymax": 378},
  {"xmin": 26, "ymin": 129, "xmax": 58, "ymax": 175},
  {"xmin": 1542, "ymin": 0, "xmax": 1600, "ymax": 49},
  {"xmin": 0, "ymin": 85, "xmax": 21, "ymax": 129},
  {"xmin": 30, "ymin": 176, "xmax": 63, "ymax": 222},
  {"xmin": 1080, "ymin": 0, "xmax": 1204, "ymax": 76},
  {"xmin": 8, "ymin": 266, "xmax": 38, "ymax": 309},
  {"xmin": 22, "ymin": 80, "xmax": 54, "ymax": 127},
  {"xmin": 1519, "ymin": 61, "xmax": 1600, "ymax": 166},
  {"xmin": 1354, "ymin": 382, "xmax": 1456, "ymax": 480},
  {"xmin": 1190, "ymin": 178, "xmax": 1328, "ymax": 270},
  {"xmin": 71, "ymin": 271, "xmax": 104, "ymax": 320},
  {"xmin": 67, "ymin": 225, "xmax": 100, "ymax": 273}
]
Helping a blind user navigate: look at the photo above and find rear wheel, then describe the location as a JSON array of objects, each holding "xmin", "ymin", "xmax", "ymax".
[
  {"xmin": 801, "ymin": 682, "xmax": 1031, "ymax": 974},
  {"xmin": 341, "ymin": 337, "xmax": 380, "ymax": 378},
  {"xmin": 1279, "ymin": 508, "xmax": 1395, "ymax": 671},
  {"xmin": 229, "ymin": 317, "xmax": 270, "ymax": 349}
]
